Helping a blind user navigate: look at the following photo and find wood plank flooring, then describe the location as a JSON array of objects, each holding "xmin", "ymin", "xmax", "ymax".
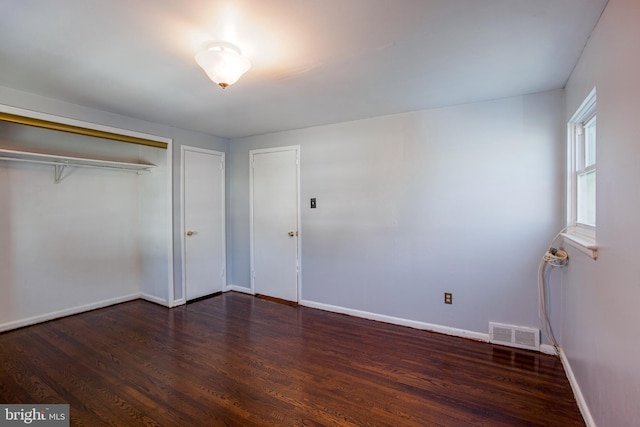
[{"xmin": 0, "ymin": 292, "xmax": 584, "ymax": 426}]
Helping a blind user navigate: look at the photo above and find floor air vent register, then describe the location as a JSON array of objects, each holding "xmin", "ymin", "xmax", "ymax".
[{"xmin": 489, "ymin": 322, "xmax": 540, "ymax": 351}]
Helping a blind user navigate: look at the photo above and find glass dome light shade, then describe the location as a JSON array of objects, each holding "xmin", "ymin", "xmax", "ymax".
[{"xmin": 195, "ymin": 42, "xmax": 251, "ymax": 89}]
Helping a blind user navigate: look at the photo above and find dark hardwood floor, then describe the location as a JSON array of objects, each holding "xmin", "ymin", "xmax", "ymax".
[{"xmin": 0, "ymin": 292, "xmax": 584, "ymax": 426}]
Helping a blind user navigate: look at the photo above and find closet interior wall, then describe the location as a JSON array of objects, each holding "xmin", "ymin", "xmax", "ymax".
[{"xmin": 0, "ymin": 120, "xmax": 170, "ymax": 331}]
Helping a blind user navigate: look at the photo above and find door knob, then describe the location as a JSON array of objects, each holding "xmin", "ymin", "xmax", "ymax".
[
  {"xmin": 288, "ymin": 231, "xmax": 295, "ymax": 237},
  {"xmin": 186, "ymin": 231, "xmax": 194, "ymax": 236}
]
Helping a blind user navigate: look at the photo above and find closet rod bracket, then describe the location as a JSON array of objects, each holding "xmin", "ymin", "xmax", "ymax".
[{"xmin": 54, "ymin": 163, "xmax": 68, "ymax": 184}]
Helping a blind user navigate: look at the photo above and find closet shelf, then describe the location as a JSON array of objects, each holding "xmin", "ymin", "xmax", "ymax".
[{"xmin": 0, "ymin": 148, "xmax": 156, "ymax": 183}]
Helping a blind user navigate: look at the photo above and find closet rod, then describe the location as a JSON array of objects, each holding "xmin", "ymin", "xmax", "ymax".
[{"xmin": 0, "ymin": 112, "xmax": 168, "ymax": 149}]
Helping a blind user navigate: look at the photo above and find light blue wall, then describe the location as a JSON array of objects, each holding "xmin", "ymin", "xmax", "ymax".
[
  {"xmin": 229, "ymin": 90, "xmax": 564, "ymax": 334},
  {"xmin": 561, "ymin": 0, "xmax": 640, "ymax": 425}
]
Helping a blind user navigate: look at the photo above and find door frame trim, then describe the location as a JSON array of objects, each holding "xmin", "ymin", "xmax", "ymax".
[
  {"xmin": 249, "ymin": 145, "xmax": 301, "ymax": 302},
  {"xmin": 180, "ymin": 145, "xmax": 226, "ymax": 303}
]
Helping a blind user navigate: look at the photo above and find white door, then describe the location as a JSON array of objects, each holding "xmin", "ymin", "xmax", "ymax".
[
  {"xmin": 182, "ymin": 147, "xmax": 225, "ymax": 301},
  {"xmin": 250, "ymin": 146, "xmax": 300, "ymax": 302}
]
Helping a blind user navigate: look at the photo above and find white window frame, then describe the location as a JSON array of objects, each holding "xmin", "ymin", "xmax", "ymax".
[{"xmin": 564, "ymin": 88, "xmax": 598, "ymax": 259}]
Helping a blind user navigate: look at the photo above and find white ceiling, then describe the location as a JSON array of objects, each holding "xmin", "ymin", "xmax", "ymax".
[{"xmin": 0, "ymin": 0, "xmax": 608, "ymax": 139}]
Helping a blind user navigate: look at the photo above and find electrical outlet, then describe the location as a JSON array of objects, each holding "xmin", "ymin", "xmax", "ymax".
[{"xmin": 444, "ymin": 292, "xmax": 453, "ymax": 304}]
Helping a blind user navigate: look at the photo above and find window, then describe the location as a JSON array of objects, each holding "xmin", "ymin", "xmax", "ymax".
[
  {"xmin": 566, "ymin": 88, "xmax": 597, "ymax": 255},
  {"xmin": 576, "ymin": 114, "xmax": 596, "ymax": 226}
]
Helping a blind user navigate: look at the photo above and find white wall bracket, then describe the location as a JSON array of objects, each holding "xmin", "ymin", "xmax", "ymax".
[{"xmin": 54, "ymin": 164, "xmax": 67, "ymax": 184}]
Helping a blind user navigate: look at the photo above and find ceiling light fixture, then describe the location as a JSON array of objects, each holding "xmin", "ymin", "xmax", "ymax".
[{"xmin": 195, "ymin": 41, "xmax": 251, "ymax": 89}]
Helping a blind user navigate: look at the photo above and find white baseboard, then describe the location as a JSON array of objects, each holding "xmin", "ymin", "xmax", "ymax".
[
  {"xmin": 300, "ymin": 299, "xmax": 568, "ymax": 360},
  {"xmin": 540, "ymin": 344, "xmax": 558, "ymax": 355},
  {"xmin": 225, "ymin": 284, "xmax": 254, "ymax": 295},
  {"xmin": 299, "ymin": 299, "xmax": 489, "ymax": 343},
  {"xmin": 140, "ymin": 293, "xmax": 169, "ymax": 307},
  {"xmin": 169, "ymin": 298, "xmax": 186, "ymax": 307},
  {"xmin": 559, "ymin": 348, "xmax": 596, "ymax": 427},
  {"xmin": 0, "ymin": 293, "xmax": 141, "ymax": 332}
]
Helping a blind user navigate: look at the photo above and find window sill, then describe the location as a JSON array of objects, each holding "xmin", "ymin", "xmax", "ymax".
[{"xmin": 562, "ymin": 232, "xmax": 598, "ymax": 260}]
